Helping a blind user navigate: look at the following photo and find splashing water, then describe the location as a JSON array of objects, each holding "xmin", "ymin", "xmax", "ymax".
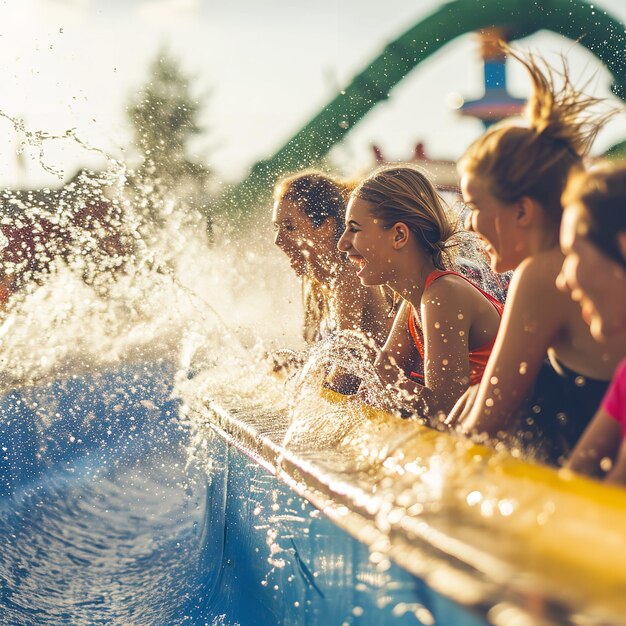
[{"xmin": 2, "ymin": 121, "xmax": 623, "ymax": 625}]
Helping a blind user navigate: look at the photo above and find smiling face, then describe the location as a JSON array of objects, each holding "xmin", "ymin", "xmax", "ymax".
[
  {"xmin": 337, "ymin": 196, "xmax": 394, "ymax": 286},
  {"xmin": 558, "ymin": 203, "xmax": 626, "ymax": 340},
  {"xmin": 460, "ymin": 173, "xmax": 527, "ymax": 273},
  {"xmin": 272, "ymin": 197, "xmax": 336, "ymax": 280}
]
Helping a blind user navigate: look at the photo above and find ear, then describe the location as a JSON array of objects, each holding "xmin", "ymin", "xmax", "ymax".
[
  {"xmin": 618, "ymin": 232, "xmax": 626, "ymax": 264},
  {"xmin": 515, "ymin": 196, "xmax": 540, "ymax": 228},
  {"xmin": 391, "ymin": 222, "xmax": 410, "ymax": 250}
]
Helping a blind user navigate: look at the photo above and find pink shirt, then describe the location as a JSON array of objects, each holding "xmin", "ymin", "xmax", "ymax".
[{"xmin": 602, "ymin": 358, "xmax": 626, "ymax": 436}]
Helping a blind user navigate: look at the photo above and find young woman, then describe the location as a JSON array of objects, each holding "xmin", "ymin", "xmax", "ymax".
[
  {"xmin": 558, "ymin": 164, "xmax": 626, "ymax": 482},
  {"xmin": 337, "ymin": 165, "xmax": 503, "ymax": 420},
  {"xmin": 272, "ymin": 171, "xmax": 391, "ymax": 389},
  {"xmin": 454, "ymin": 49, "xmax": 626, "ymax": 464}
]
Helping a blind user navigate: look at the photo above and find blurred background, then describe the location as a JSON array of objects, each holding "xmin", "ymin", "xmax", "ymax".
[{"xmin": 3, "ymin": 0, "xmax": 626, "ymax": 194}]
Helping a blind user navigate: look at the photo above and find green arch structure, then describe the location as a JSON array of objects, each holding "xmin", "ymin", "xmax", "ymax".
[{"xmin": 219, "ymin": 0, "xmax": 626, "ymax": 216}]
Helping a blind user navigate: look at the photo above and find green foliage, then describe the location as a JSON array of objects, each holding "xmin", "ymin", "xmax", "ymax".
[
  {"xmin": 129, "ymin": 50, "xmax": 210, "ymax": 182},
  {"xmin": 127, "ymin": 49, "xmax": 213, "ymax": 230}
]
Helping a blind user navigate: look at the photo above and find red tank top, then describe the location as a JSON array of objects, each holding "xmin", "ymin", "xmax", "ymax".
[{"xmin": 407, "ymin": 270, "xmax": 504, "ymax": 385}]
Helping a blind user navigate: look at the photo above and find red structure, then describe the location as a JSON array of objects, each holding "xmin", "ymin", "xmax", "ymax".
[
  {"xmin": 371, "ymin": 142, "xmax": 460, "ymax": 193},
  {"xmin": 0, "ymin": 170, "xmax": 129, "ymax": 307}
]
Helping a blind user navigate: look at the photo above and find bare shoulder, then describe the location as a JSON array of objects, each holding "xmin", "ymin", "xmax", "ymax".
[{"xmin": 423, "ymin": 273, "xmax": 478, "ymax": 307}]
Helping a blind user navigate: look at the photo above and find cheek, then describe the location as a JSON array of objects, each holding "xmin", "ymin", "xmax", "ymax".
[{"xmin": 472, "ymin": 212, "xmax": 492, "ymax": 240}]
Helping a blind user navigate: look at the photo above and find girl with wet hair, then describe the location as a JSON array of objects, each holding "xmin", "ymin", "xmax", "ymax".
[
  {"xmin": 337, "ymin": 164, "xmax": 503, "ymax": 419},
  {"xmin": 559, "ymin": 164, "xmax": 626, "ymax": 482},
  {"xmin": 454, "ymin": 48, "xmax": 626, "ymax": 464},
  {"xmin": 271, "ymin": 171, "xmax": 391, "ymax": 388}
]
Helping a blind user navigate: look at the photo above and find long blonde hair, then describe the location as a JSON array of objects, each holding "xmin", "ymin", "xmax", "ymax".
[
  {"xmin": 352, "ymin": 164, "xmax": 458, "ymax": 269},
  {"xmin": 458, "ymin": 46, "xmax": 615, "ymax": 226}
]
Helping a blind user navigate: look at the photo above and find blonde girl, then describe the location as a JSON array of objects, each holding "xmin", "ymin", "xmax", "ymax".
[{"xmin": 337, "ymin": 165, "xmax": 502, "ymax": 419}]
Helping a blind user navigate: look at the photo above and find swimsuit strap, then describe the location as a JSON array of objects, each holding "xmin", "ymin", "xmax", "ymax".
[{"xmin": 424, "ymin": 270, "xmax": 503, "ymax": 316}]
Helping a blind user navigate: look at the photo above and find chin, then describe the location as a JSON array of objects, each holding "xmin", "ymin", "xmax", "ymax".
[{"xmin": 359, "ymin": 274, "xmax": 383, "ymax": 287}]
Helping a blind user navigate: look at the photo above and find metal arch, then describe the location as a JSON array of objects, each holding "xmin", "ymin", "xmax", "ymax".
[{"xmin": 220, "ymin": 0, "xmax": 626, "ymax": 215}]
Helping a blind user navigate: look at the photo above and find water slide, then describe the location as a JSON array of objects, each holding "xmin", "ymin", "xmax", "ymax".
[
  {"xmin": 3, "ymin": 1, "xmax": 626, "ymax": 625},
  {"xmin": 220, "ymin": 0, "xmax": 626, "ymax": 215}
]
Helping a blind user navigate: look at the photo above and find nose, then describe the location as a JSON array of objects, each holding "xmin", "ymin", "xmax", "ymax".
[
  {"xmin": 274, "ymin": 229, "xmax": 283, "ymax": 249},
  {"xmin": 274, "ymin": 228, "xmax": 293, "ymax": 253},
  {"xmin": 337, "ymin": 228, "xmax": 351, "ymax": 252}
]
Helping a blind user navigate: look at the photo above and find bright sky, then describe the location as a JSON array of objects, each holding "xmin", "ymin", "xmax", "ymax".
[{"xmin": 2, "ymin": 0, "xmax": 626, "ymax": 189}]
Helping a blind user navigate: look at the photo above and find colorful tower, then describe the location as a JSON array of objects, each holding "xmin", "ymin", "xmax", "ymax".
[{"xmin": 459, "ymin": 28, "xmax": 526, "ymax": 127}]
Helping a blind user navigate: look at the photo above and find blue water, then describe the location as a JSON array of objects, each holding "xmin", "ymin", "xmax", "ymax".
[
  {"xmin": 0, "ymin": 361, "xmax": 487, "ymax": 626},
  {"xmin": 0, "ymin": 362, "xmax": 210, "ymax": 625}
]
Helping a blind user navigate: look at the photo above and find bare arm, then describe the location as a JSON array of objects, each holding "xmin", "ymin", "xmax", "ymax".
[
  {"xmin": 567, "ymin": 408, "xmax": 621, "ymax": 478},
  {"xmin": 374, "ymin": 278, "xmax": 476, "ymax": 420},
  {"xmin": 419, "ymin": 278, "xmax": 473, "ymax": 417},
  {"xmin": 606, "ymin": 440, "xmax": 626, "ymax": 485},
  {"xmin": 326, "ymin": 272, "xmax": 388, "ymax": 394},
  {"xmin": 334, "ymin": 271, "xmax": 389, "ymax": 346},
  {"xmin": 375, "ymin": 301, "xmax": 420, "ymax": 382},
  {"xmin": 460, "ymin": 256, "xmax": 566, "ymax": 437}
]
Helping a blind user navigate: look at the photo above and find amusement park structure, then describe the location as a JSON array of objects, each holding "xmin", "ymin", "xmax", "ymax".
[{"xmin": 220, "ymin": 0, "xmax": 626, "ymax": 215}]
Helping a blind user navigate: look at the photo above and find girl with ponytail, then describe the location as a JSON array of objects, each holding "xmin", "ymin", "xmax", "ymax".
[
  {"xmin": 455, "ymin": 48, "xmax": 626, "ymax": 464},
  {"xmin": 337, "ymin": 164, "xmax": 503, "ymax": 419}
]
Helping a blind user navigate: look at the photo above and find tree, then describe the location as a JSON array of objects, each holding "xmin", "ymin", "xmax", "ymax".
[{"xmin": 127, "ymin": 49, "xmax": 213, "ymax": 229}]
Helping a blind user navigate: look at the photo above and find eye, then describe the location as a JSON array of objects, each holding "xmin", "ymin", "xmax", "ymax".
[
  {"xmin": 276, "ymin": 222, "xmax": 295, "ymax": 232},
  {"xmin": 348, "ymin": 225, "xmax": 359, "ymax": 233}
]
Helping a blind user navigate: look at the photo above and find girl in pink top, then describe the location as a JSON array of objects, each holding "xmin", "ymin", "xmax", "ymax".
[{"xmin": 561, "ymin": 165, "xmax": 626, "ymax": 483}]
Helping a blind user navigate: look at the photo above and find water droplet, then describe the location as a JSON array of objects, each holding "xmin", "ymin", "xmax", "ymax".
[
  {"xmin": 498, "ymin": 500, "xmax": 514, "ymax": 516},
  {"xmin": 466, "ymin": 490, "xmax": 482, "ymax": 506},
  {"xmin": 415, "ymin": 607, "xmax": 435, "ymax": 625},
  {"xmin": 600, "ymin": 456, "xmax": 613, "ymax": 472}
]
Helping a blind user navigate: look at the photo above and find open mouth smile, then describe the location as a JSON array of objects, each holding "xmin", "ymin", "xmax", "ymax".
[{"xmin": 347, "ymin": 254, "xmax": 366, "ymax": 274}]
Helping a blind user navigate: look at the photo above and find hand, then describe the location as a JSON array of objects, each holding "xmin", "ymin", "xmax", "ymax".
[{"xmin": 446, "ymin": 384, "xmax": 479, "ymax": 429}]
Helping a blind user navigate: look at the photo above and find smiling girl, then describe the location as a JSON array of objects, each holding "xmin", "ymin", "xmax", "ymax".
[
  {"xmin": 558, "ymin": 164, "xmax": 626, "ymax": 482},
  {"xmin": 454, "ymin": 49, "xmax": 626, "ymax": 463},
  {"xmin": 337, "ymin": 165, "xmax": 502, "ymax": 420},
  {"xmin": 273, "ymin": 171, "xmax": 390, "ymax": 347}
]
